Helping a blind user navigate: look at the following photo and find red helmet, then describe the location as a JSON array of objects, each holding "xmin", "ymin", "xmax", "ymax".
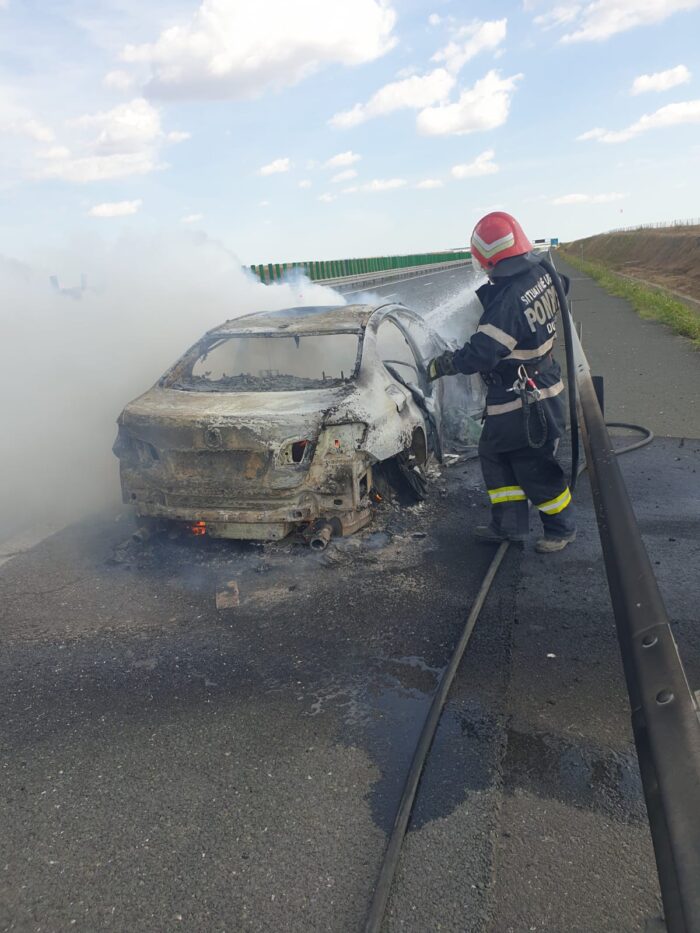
[{"xmin": 470, "ymin": 211, "xmax": 533, "ymax": 274}]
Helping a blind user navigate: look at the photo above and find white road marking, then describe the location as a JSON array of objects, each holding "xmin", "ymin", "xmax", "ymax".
[{"xmin": 422, "ymin": 281, "xmax": 434, "ymax": 286}]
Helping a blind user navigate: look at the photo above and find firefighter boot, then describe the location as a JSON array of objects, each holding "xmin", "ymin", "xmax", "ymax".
[{"xmin": 535, "ymin": 532, "xmax": 577, "ymax": 553}]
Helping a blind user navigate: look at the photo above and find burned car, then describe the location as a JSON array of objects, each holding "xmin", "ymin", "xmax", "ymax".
[{"xmin": 113, "ymin": 303, "xmax": 456, "ymax": 544}]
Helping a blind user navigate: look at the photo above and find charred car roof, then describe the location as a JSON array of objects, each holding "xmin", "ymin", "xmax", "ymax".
[{"xmin": 210, "ymin": 303, "xmax": 384, "ymax": 337}]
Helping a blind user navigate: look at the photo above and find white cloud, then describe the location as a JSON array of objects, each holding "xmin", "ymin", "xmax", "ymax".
[
  {"xmin": 552, "ymin": 192, "xmax": 625, "ymax": 204},
  {"xmin": 577, "ymin": 127, "xmax": 606, "ymax": 140},
  {"xmin": 88, "ymin": 199, "xmax": 143, "ymax": 218},
  {"xmin": 324, "ymin": 150, "xmax": 362, "ymax": 167},
  {"xmin": 167, "ymin": 130, "xmax": 191, "ymax": 143},
  {"xmin": 415, "ymin": 178, "xmax": 444, "ymax": 188},
  {"xmin": 329, "ymin": 19, "xmax": 507, "ymax": 134},
  {"xmin": 451, "ymin": 149, "xmax": 499, "ymax": 178},
  {"xmin": 432, "ymin": 19, "xmax": 507, "ymax": 74},
  {"xmin": 42, "ymin": 152, "xmax": 162, "ymax": 183},
  {"xmin": 70, "ymin": 98, "xmax": 162, "ymax": 155},
  {"xmin": 181, "ymin": 213, "xmax": 203, "ymax": 223},
  {"xmin": 555, "ymin": 0, "xmax": 700, "ymax": 43},
  {"xmin": 258, "ymin": 157, "xmax": 291, "ymax": 175},
  {"xmin": 360, "ymin": 178, "xmax": 406, "ymax": 191},
  {"xmin": 417, "ymin": 70, "xmax": 522, "ymax": 136},
  {"xmin": 428, "ymin": 13, "xmax": 441, "ymax": 26},
  {"xmin": 0, "ymin": 89, "xmax": 54, "ymax": 145},
  {"xmin": 364, "ymin": 178, "xmax": 406, "ymax": 191},
  {"xmin": 318, "ymin": 192, "xmax": 337, "ymax": 202},
  {"xmin": 20, "ymin": 119, "xmax": 54, "ymax": 142},
  {"xmin": 331, "ymin": 169, "xmax": 358, "ymax": 183},
  {"xmin": 36, "ymin": 98, "xmax": 186, "ymax": 183},
  {"xmin": 344, "ymin": 178, "xmax": 406, "ymax": 193},
  {"xmin": 533, "ymin": 5, "xmax": 582, "ymax": 29},
  {"xmin": 330, "ymin": 21, "xmax": 508, "ymax": 131},
  {"xmin": 3, "ymin": 116, "xmax": 54, "ymax": 142},
  {"xmin": 298, "ymin": 179, "xmax": 312, "ymax": 188},
  {"xmin": 103, "ymin": 70, "xmax": 136, "ymax": 91},
  {"xmin": 330, "ymin": 68, "xmax": 455, "ymax": 128},
  {"xmin": 35, "ymin": 146, "xmax": 71, "ymax": 160},
  {"xmin": 631, "ymin": 65, "xmax": 691, "ymax": 95},
  {"xmin": 122, "ymin": 0, "xmax": 398, "ymax": 100},
  {"xmin": 259, "ymin": 199, "xmax": 270, "ymax": 207},
  {"xmin": 578, "ymin": 99, "xmax": 700, "ymax": 143}
]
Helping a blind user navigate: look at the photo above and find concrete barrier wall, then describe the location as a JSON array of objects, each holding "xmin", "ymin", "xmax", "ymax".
[{"xmin": 250, "ymin": 250, "xmax": 471, "ymax": 284}]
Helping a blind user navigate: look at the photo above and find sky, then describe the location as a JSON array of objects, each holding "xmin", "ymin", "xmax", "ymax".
[{"xmin": 1, "ymin": 0, "xmax": 700, "ymax": 265}]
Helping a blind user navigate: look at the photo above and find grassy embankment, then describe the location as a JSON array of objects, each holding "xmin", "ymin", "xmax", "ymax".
[{"xmin": 560, "ymin": 250, "xmax": 700, "ymax": 349}]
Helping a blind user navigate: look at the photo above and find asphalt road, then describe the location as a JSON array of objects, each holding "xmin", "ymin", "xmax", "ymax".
[
  {"xmin": 345, "ymin": 263, "xmax": 483, "ymax": 336},
  {"xmin": 2, "ymin": 262, "xmax": 699, "ymax": 932}
]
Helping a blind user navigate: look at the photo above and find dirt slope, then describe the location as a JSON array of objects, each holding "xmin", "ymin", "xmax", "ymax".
[{"xmin": 565, "ymin": 226, "xmax": 700, "ymax": 301}]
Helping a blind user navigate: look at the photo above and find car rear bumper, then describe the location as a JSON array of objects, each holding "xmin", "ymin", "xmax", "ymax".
[
  {"xmin": 133, "ymin": 501, "xmax": 311, "ymax": 540},
  {"xmin": 126, "ymin": 461, "xmax": 373, "ymax": 539}
]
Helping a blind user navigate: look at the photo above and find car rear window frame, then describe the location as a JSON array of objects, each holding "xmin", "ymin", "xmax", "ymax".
[{"xmin": 162, "ymin": 329, "xmax": 365, "ymax": 393}]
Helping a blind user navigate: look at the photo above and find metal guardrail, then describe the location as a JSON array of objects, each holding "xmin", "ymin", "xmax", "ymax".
[
  {"xmin": 250, "ymin": 250, "xmax": 470, "ymax": 284},
  {"xmin": 249, "ymin": 242, "xmax": 559, "ymax": 287},
  {"xmin": 312, "ymin": 258, "xmax": 472, "ymax": 291},
  {"xmin": 571, "ymin": 324, "xmax": 700, "ymax": 933}
]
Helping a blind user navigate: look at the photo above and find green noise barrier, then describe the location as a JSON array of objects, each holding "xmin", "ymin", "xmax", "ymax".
[{"xmin": 249, "ymin": 250, "xmax": 470, "ymax": 284}]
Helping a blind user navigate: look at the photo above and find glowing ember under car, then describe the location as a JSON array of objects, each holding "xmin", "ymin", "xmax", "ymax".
[{"xmin": 113, "ymin": 303, "xmax": 452, "ymax": 541}]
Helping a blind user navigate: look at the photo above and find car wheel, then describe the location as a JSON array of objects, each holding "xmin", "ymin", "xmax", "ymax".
[{"xmin": 377, "ymin": 449, "xmax": 428, "ymax": 504}]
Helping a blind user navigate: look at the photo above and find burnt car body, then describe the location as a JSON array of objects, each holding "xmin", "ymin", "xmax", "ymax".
[{"xmin": 113, "ymin": 303, "xmax": 451, "ymax": 541}]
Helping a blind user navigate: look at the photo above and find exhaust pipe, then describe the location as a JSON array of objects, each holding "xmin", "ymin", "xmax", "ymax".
[
  {"xmin": 132, "ymin": 520, "xmax": 163, "ymax": 544},
  {"xmin": 307, "ymin": 510, "xmax": 370, "ymax": 550},
  {"xmin": 309, "ymin": 522, "xmax": 334, "ymax": 551}
]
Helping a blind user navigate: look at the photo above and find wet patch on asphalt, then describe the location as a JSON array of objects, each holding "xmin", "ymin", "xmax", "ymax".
[{"xmin": 502, "ymin": 728, "xmax": 646, "ymax": 823}]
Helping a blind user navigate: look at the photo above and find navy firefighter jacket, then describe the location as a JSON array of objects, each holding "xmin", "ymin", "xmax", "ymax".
[{"xmin": 449, "ymin": 256, "xmax": 567, "ymax": 453}]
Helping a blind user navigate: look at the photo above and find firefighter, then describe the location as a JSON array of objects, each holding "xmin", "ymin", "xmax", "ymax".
[{"xmin": 427, "ymin": 211, "xmax": 576, "ymax": 553}]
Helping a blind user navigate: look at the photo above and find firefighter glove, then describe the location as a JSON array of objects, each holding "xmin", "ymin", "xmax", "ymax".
[{"xmin": 427, "ymin": 352, "xmax": 457, "ymax": 381}]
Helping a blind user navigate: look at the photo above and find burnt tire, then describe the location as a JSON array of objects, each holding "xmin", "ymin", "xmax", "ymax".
[{"xmin": 377, "ymin": 450, "xmax": 428, "ymax": 504}]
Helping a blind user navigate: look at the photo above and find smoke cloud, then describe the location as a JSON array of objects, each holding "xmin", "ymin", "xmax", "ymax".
[
  {"xmin": 0, "ymin": 233, "xmax": 344, "ymax": 541},
  {"xmin": 1, "ymin": 235, "xmax": 483, "ymax": 546}
]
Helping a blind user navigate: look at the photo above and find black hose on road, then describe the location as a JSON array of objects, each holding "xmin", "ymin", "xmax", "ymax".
[
  {"xmin": 600, "ymin": 422, "xmax": 655, "ymax": 455},
  {"xmin": 577, "ymin": 421, "xmax": 654, "ymax": 477},
  {"xmin": 363, "ymin": 540, "xmax": 510, "ymax": 933}
]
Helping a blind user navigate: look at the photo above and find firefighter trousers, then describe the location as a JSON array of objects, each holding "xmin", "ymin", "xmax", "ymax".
[{"xmin": 479, "ymin": 437, "xmax": 576, "ymax": 539}]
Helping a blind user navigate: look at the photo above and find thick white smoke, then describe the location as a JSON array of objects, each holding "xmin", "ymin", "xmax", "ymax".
[{"xmin": 0, "ymin": 233, "xmax": 344, "ymax": 541}]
